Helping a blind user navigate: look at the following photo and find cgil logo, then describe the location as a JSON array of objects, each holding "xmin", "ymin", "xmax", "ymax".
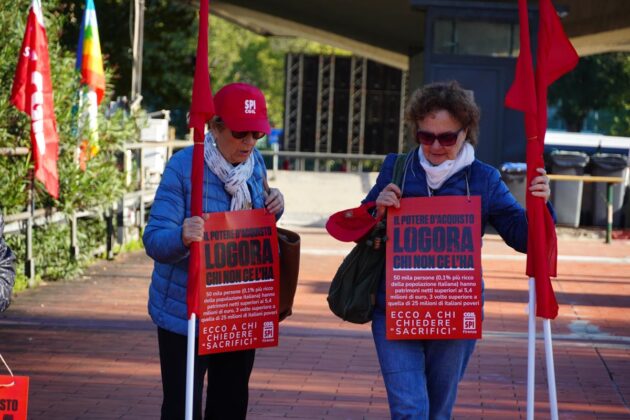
[{"xmin": 244, "ymin": 99, "xmax": 256, "ymax": 114}]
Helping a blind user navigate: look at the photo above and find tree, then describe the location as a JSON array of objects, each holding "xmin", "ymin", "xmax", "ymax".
[
  {"xmin": 548, "ymin": 52, "xmax": 630, "ymax": 134},
  {"xmin": 1, "ymin": 0, "xmax": 138, "ymax": 215},
  {"xmin": 608, "ymin": 54, "xmax": 630, "ymax": 136},
  {"xmin": 57, "ymin": 0, "xmax": 133, "ymax": 103},
  {"xmin": 1, "ymin": 0, "xmax": 140, "ymax": 284},
  {"xmin": 143, "ymin": 7, "xmax": 344, "ymax": 134},
  {"xmin": 57, "ymin": 0, "xmax": 345, "ymax": 135}
]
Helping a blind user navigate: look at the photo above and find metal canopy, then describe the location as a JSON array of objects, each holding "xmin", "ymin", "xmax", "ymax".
[
  {"xmin": 212, "ymin": 0, "xmax": 630, "ymax": 68},
  {"xmin": 213, "ymin": 0, "xmax": 425, "ymax": 69}
]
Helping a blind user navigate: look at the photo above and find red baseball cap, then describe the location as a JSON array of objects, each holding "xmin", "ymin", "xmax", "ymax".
[
  {"xmin": 213, "ymin": 82, "xmax": 271, "ymax": 134},
  {"xmin": 326, "ymin": 202, "xmax": 381, "ymax": 242}
]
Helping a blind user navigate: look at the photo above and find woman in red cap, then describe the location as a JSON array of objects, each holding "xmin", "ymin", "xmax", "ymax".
[
  {"xmin": 363, "ymin": 81, "xmax": 552, "ymax": 419},
  {"xmin": 143, "ymin": 82, "xmax": 284, "ymax": 420}
]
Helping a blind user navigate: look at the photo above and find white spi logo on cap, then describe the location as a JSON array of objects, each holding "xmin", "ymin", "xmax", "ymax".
[{"xmin": 244, "ymin": 99, "xmax": 256, "ymax": 114}]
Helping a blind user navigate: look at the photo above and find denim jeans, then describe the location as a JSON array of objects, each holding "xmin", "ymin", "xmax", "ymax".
[{"xmin": 372, "ymin": 308, "xmax": 476, "ymax": 420}]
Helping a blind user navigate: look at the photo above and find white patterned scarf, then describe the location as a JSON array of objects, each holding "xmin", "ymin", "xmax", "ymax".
[
  {"xmin": 419, "ymin": 142, "xmax": 475, "ymax": 190},
  {"xmin": 204, "ymin": 132, "xmax": 254, "ymax": 211}
]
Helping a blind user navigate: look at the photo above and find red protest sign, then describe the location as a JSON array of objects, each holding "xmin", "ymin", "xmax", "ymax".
[
  {"xmin": 198, "ymin": 209, "xmax": 279, "ymax": 354},
  {"xmin": 385, "ymin": 196, "xmax": 482, "ymax": 340},
  {"xmin": 0, "ymin": 375, "xmax": 29, "ymax": 420}
]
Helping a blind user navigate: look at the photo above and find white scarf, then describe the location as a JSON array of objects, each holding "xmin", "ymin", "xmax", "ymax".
[
  {"xmin": 419, "ymin": 142, "xmax": 475, "ymax": 190},
  {"xmin": 204, "ymin": 132, "xmax": 254, "ymax": 211}
]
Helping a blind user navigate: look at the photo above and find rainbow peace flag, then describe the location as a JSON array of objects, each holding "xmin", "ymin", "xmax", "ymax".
[{"xmin": 76, "ymin": 0, "xmax": 105, "ymax": 105}]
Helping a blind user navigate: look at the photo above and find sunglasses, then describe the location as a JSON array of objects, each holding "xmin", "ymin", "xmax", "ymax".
[
  {"xmin": 415, "ymin": 128, "xmax": 464, "ymax": 147},
  {"xmin": 230, "ymin": 130, "xmax": 265, "ymax": 140}
]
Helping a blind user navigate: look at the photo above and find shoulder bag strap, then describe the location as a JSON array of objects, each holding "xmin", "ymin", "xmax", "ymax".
[
  {"xmin": 391, "ymin": 148, "xmax": 415, "ymax": 193},
  {"xmin": 262, "ymin": 177, "xmax": 271, "ymax": 195}
]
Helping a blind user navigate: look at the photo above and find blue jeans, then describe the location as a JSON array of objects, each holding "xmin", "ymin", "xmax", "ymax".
[{"xmin": 372, "ymin": 308, "xmax": 476, "ymax": 420}]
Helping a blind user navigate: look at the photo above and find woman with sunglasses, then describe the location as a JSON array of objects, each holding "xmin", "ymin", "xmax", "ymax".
[
  {"xmin": 144, "ymin": 82, "xmax": 284, "ymax": 420},
  {"xmin": 363, "ymin": 81, "xmax": 552, "ymax": 419}
]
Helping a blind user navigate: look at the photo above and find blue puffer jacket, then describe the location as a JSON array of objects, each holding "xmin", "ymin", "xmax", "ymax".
[
  {"xmin": 143, "ymin": 147, "xmax": 271, "ymax": 335},
  {"xmin": 364, "ymin": 149, "xmax": 556, "ymax": 310}
]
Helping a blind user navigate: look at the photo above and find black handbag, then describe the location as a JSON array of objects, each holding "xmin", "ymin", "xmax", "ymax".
[
  {"xmin": 327, "ymin": 220, "xmax": 387, "ymax": 323},
  {"xmin": 327, "ymin": 152, "xmax": 410, "ymax": 324}
]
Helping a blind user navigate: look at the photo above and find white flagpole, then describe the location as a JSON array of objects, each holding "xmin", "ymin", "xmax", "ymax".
[
  {"xmin": 527, "ymin": 277, "xmax": 536, "ymax": 420},
  {"xmin": 75, "ymin": 92, "xmax": 84, "ymax": 163},
  {"xmin": 86, "ymin": 88, "xmax": 99, "ymax": 141},
  {"xmin": 185, "ymin": 313, "xmax": 196, "ymax": 420},
  {"xmin": 543, "ymin": 319, "xmax": 559, "ymax": 420}
]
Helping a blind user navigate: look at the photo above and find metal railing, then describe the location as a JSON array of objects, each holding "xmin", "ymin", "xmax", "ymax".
[
  {"xmin": 2, "ymin": 139, "xmax": 390, "ymax": 283},
  {"xmin": 547, "ymin": 174, "xmax": 625, "ymax": 243},
  {"xmin": 4, "ymin": 139, "xmax": 626, "ymax": 286},
  {"xmin": 0, "ymin": 147, "xmax": 29, "ymax": 156},
  {"xmin": 1, "ymin": 140, "xmax": 188, "ymax": 283}
]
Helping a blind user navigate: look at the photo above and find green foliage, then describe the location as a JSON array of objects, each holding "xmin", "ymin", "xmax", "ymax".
[
  {"xmin": 139, "ymin": 7, "xmax": 348, "ymax": 134},
  {"xmin": 0, "ymin": 0, "xmax": 31, "ymax": 150},
  {"xmin": 608, "ymin": 55, "xmax": 630, "ymax": 136},
  {"xmin": 548, "ymin": 53, "xmax": 630, "ymax": 134},
  {"xmin": 1, "ymin": 0, "xmax": 347, "ymax": 286},
  {"xmin": 54, "ymin": 1, "xmax": 347, "ymax": 134},
  {"xmin": 0, "ymin": 155, "xmax": 30, "ymax": 214},
  {"xmin": 13, "ymin": 273, "xmax": 30, "ymax": 293},
  {"xmin": 5, "ymin": 216, "xmax": 107, "ymax": 282},
  {"xmin": 208, "ymin": 16, "xmax": 284, "ymax": 124},
  {"xmin": 1, "ymin": 0, "xmax": 138, "ymax": 213},
  {"xmin": 0, "ymin": 0, "xmax": 140, "ymax": 285},
  {"xmin": 114, "ymin": 237, "xmax": 144, "ymax": 253},
  {"xmin": 52, "ymin": 107, "xmax": 134, "ymax": 213},
  {"xmin": 206, "ymin": 17, "xmax": 347, "ymax": 129},
  {"xmin": 57, "ymin": 0, "xmax": 133, "ymax": 103},
  {"xmin": 32, "ymin": 223, "xmax": 83, "ymax": 281}
]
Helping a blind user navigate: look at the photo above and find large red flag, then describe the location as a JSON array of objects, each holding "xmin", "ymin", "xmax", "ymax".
[
  {"xmin": 505, "ymin": 0, "xmax": 578, "ymax": 319},
  {"xmin": 10, "ymin": 0, "xmax": 60, "ymax": 199},
  {"xmin": 187, "ymin": 0, "xmax": 215, "ymax": 318}
]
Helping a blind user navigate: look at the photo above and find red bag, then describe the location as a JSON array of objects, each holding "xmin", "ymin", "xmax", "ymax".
[{"xmin": 0, "ymin": 354, "xmax": 29, "ymax": 420}]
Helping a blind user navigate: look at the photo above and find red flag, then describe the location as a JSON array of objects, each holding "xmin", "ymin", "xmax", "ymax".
[
  {"xmin": 187, "ymin": 0, "xmax": 215, "ymax": 318},
  {"xmin": 504, "ymin": 0, "xmax": 536, "ymax": 115},
  {"xmin": 505, "ymin": 0, "xmax": 578, "ymax": 319},
  {"xmin": 10, "ymin": 0, "xmax": 60, "ymax": 199}
]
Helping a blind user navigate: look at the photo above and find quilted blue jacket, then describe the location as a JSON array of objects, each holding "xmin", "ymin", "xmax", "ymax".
[
  {"xmin": 364, "ymin": 149, "xmax": 556, "ymax": 310},
  {"xmin": 143, "ymin": 147, "xmax": 272, "ymax": 335},
  {"xmin": 364, "ymin": 150, "xmax": 557, "ymax": 250}
]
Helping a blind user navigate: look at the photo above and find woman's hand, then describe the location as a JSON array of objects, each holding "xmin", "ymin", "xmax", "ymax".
[
  {"xmin": 375, "ymin": 183, "xmax": 402, "ymax": 219},
  {"xmin": 265, "ymin": 188, "xmax": 284, "ymax": 216},
  {"xmin": 182, "ymin": 215, "xmax": 208, "ymax": 247},
  {"xmin": 529, "ymin": 167, "xmax": 551, "ymax": 203}
]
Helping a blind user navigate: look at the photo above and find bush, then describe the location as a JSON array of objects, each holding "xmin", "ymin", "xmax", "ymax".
[{"xmin": 1, "ymin": 0, "xmax": 141, "ymax": 284}]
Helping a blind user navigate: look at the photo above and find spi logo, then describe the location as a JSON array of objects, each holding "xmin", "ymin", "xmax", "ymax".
[
  {"xmin": 244, "ymin": 99, "xmax": 256, "ymax": 114},
  {"xmin": 463, "ymin": 312, "xmax": 476, "ymax": 331}
]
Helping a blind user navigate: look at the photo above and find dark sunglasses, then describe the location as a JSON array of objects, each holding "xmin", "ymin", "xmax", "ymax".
[
  {"xmin": 230, "ymin": 130, "xmax": 265, "ymax": 140},
  {"xmin": 415, "ymin": 128, "xmax": 464, "ymax": 147}
]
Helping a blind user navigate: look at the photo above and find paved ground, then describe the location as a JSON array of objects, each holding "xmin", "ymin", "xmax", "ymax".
[{"xmin": 1, "ymin": 228, "xmax": 629, "ymax": 419}]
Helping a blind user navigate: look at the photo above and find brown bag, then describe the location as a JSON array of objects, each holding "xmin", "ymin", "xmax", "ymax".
[
  {"xmin": 263, "ymin": 178, "xmax": 300, "ymax": 322},
  {"xmin": 277, "ymin": 227, "xmax": 300, "ymax": 321}
]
